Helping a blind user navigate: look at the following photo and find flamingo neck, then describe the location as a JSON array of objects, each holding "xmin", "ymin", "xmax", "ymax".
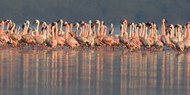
[
  {"xmin": 132, "ymin": 24, "xmax": 135, "ymax": 38},
  {"xmin": 100, "ymin": 25, "xmax": 104, "ymax": 36},
  {"xmin": 59, "ymin": 21, "xmax": 63, "ymax": 35},
  {"xmin": 10, "ymin": 24, "xmax": 15, "ymax": 35},
  {"xmin": 97, "ymin": 23, "xmax": 100, "ymax": 37},
  {"xmin": 75, "ymin": 25, "xmax": 79, "ymax": 37},
  {"xmin": 134, "ymin": 27, "xmax": 139, "ymax": 39},
  {"xmin": 129, "ymin": 26, "xmax": 132, "ymax": 38},
  {"xmin": 171, "ymin": 27, "xmax": 174, "ymax": 38},
  {"xmin": 85, "ymin": 24, "xmax": 88, "ymax": 37},
  {"xmin": 124, "ymin": 21, "xmax": 127, "ymax": 35},
  {"xmin": 145, "ymin": 27, "xmax": 147, "ymax": 39},
  {"xmin": 65, "ymin": 25, "xmax": 69, "ymax": 39},
  {"xmin": 142, "ymin": 25, "xmax": 145, "ymax": 38},
  {"xmin": 161, "ymin": 22, "xmax": 165, "ymax": 36},
  {"xmin": 0, "ymin": 23, "xmax": 4, "ymax": 34},
  {"xmin": 52, "ymin": 28, "xmax": 55, "ymax": 40},
  {"xmin": 175, "ymin": 27, "xmax": 178, "ymax": 37},
  {"xmin": 186, "ymin": 25, "xmax": 190, "ymax": 39},
  {"xmin": 103, "ymin": 26, "xmax": 107, "ymax": 36},
  {"xmin": 120, "ymin": 24, "xmax": 124, "ymax": 37},
  {"xmin": 46, "ymin": 26, "xmax": 49, "ymax": 39}
]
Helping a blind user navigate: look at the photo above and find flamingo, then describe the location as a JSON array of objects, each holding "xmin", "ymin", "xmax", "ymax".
[
  {"xmin": 183, "ymin": 22, "xmax": 190, "ymax": 50},
  {"xmin": 74, "ymin": 22, "xmax": 90, "ymax": 46},
  {"xmin": 142, "ymin": 22, "xmax": 154, "ymax": 49},
  {"xmin": 119, "ymin": 21, "xmax": 129, "ymax": 46},
  {"xmin": 53, "ymin": 22, "xmax": 65, "ymax": 46},
  {"xmin": 21, "ymin": 21, "xmax": 35, "ymax": 46},
  {"xmin": 46, "ymin": 25, "xmax": 57, "ymax": 48},
  {"xmin": 87, "ymin": 20, "xmax": 95, "ymax": 47},
  {"xmin": 169, "ymin": 24, "xmax": 178, "ymax": 45},
  {"xmin": 154, "ymin": 25, "xmax": 164, "ymax": 50},
  {"xmin": 0, "ymin": 21, "xmax": 10, "ymax": 45},
  {"xmin": 64, "ymin": 22, "xmax": 80, "ymax": 48},
  {"xmin": 176, "ymin": 26, "xmax": 184, "ymax": 51},
  {"xmin": 102, "ymin": 23, "xmax": 116, "ymax": 46},
  {"xmin": 57, "ymin": 19, "xmax": 64, "ymax": 36},
  {"xmin": 127, "ymin": 24, "xmax": 141, "ymax": 50},
  {"xmin": 161, "ymin": 19, "xmax": 174, "ymax": 48},
  {"xmin": 93, "ymin": 20, "xmax": 105, "ymax": 46}
]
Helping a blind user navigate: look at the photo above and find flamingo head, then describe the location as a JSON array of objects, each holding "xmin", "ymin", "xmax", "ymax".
[
  {"xmin": 137, "ymin": 23, "xmax": 142, "ymax": 28},
  {"xmin": 182, "ymin": 25, "xmax": 186, "ymax": 29},
  {"xmin": 89, "ymin": 20, "xmax": 92, "ymax": 24},
  {"xmin": 24, "ymin": 20, "xmax": 30, "ymax": 25},
  {"xmin": 120, "ymin": 19, "xmax": 127, "ymax": 24},
  {"xmin": 57, "ymin": 19, "xmax": 63, "ymax": 23},
  {"xmin": 22, "ymin": 23, "xmax": 26, "ymax": 29},
  {"xmin": 95, "ymin": 20, "xmax": 100, "ymax": 24},
  {"xmin": 127, "ymin": 23, "xmax": 132, "ymax": 27},
  {"xmin": 52, "ymin": 22, "xmax": 57, "ymax": 27},
  {"xmin": 33, "ymin": 19, "xmax": 39, "ymax": 26},
  {"xmin": 101, "ymin": 21, "xmax": 105, "ymax": 25},
  {"xmin": 79, "ymin": 21, "xmax": 85, "ymax": 24},
  {"xmin": 73, "ymin": 23, "xmax": 79, "ymax": 27},
  {"xmin": 141, "ymin": 22, "xmax": 145, "ymax": 26},
  {"xmin": 162, "ymin": 19, "xmax": 167, "ymax": 23},
  {"xmin": 40, "ymin": 21, "xmax": 47, "ymax": 26},
  {"xmin": 68, "ymin": 23, "xmax": 73, "ymax": 27},
  {"xmin": 78, "ymin": 26, "xmax": 82, "ymax": 30},
  {"xmin": 63, "ymin": 22, "xmax": 68, "ymax": 26}
]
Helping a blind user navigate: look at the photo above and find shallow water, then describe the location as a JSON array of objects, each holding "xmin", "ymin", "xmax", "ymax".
[{"xmin": 0, "ymin": 48, "xmax": 190, "ymax": 95}]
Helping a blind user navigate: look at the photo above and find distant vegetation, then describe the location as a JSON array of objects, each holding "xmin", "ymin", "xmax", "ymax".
[{"xmin": 1, "ymin": 0, "xmax": 190, "ymax": 26}]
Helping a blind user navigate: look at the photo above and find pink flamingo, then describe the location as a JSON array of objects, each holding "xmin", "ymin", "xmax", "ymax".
[
  {"xmin": 154, "ymin": 24, "xmax": 164, "ymax": 50},
  {"xmin": 64, "ymin": 22, "xmax": 80, "ymax": 48},
  {"xmin": 160, "ymin": 19, "xmax": 174, "ymax": 48},
  {"xmin": 102, "ymin": 24, "xmax": 116, "ymax": 46},
  {"xmin": 21, "ymin": 21, "xmax": 35, "ymax": 45},
  {"xmin": 176, "ymin": 25, "xmax": 184, "ymax": 51},
  {"xmin": 46, "ymin": 25, "xmax": 57, "ymax": 48},
  {"xmin": 119, "ymin": 20, "xmax": 129, "ymax": 46},
  {"xmin": 87, "ymin": 20, "xmax": 95, "ymax": 47},
  {"xmin": 74, "ymin": 22, "xmax": 90, "ymax": 46},
  {"xmin": 0, "ymin": 21, "xmax": 10, "ymax": 45}
]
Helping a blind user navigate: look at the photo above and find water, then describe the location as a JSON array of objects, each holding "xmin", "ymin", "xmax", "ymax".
[{"xmin": 0, "ymin": 48, "xmax": 190, "ymax": 95}]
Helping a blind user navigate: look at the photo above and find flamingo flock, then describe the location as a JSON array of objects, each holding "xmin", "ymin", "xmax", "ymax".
[{"xmin": 0, "ymin": 19, "xmax": 189, "ymax": 52}]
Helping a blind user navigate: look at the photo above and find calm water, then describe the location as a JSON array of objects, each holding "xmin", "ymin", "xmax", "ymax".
[{"xmin": 0, "ymin": 48, "xmax": 190, "ymax": 95}]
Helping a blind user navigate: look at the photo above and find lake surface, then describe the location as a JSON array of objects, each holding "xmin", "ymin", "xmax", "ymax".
[{"xmin": 0, "ymin": 47, "xmax": 190, "ymax": 95}]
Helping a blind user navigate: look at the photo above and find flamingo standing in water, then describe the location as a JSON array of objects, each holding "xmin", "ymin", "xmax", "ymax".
[
  {"xmin": 154, "ymin": 24, "xmax": 164, "ymax": 50},
  {"xmin": 176, "ymin": 25, "xmax": 184, "ymax": 51},
  {"xmin": 0, "ymin": 21, "xmax": 10, "ymax": 45},
  {"xmin": 119, "ymin": 20, "xmax": 129, "ymax": 46},
  {"xmin": 74, "ymin": 22, "xmax": 90, "ymax": 46},
  {"xmin": 64, "ymin": 22, "xmax": 80, "ymax": 48},
  {"xmin": 183, "ymin": 22, "xmax": 190, "ymax": 50},
  {"xmin": 102, "ymin": 23, "xmax": 116, "ymax": 47},
  {"xmin": 87, "ymin": 20, "xmax": 95, "ymax": 47},
  {"xmin": 161, "ymin": 19, "xmax": 174, "ymax": 48},
  {"xmin": 53, "ymin": 22, "xmax": 65, "ymax": 46},
  {"xmin": 57, "ymin": 19, "xmax": 64, "ymax": 36},
  {"xmin": 33, "ymin": 20, "xmax": 47, "ymax": 48},
  {"xmin": 142, "ymin": 22, "xmax": 154, "ymax": 49},
  {"xmin": 169, "ymin": 24, "xmax": 178, "ymax": 45},
  {"xmin": 21, "ymin": 20, "xmax": 35, "ymax": 46},
  {"xmin": 93, "ymin": 20, "xmax": 105, "ymax": 46},
  {"xmin": 46, "ymin": 25, "xmax": 57, "ymax": 48},
  {"xmin": 127, "ymin": 23, "xmax": 141, "ymax": 50}
]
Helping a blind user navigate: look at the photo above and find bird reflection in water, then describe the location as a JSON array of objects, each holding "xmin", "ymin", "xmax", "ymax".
[{"xmin": 0, "ymin": 49, "xmax": 189, "ymax": 95}]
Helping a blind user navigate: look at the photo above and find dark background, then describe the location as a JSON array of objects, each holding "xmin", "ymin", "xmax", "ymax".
[{"xmin": 1, "ymin": 0, "xmax": 190, "ymax": 26}]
